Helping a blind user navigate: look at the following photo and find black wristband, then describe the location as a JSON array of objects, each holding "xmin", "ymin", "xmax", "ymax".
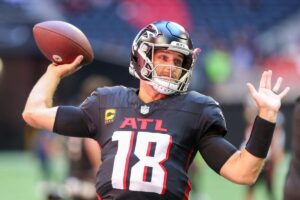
[{"xmin": 245, "ymin": 116, "xmax": 276, "ymax": 158}]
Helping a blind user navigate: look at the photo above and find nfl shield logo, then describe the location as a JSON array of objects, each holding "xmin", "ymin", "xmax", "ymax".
[{"xmin": 140, "ymin": 105, "xmax": 150, "ymax": 115}]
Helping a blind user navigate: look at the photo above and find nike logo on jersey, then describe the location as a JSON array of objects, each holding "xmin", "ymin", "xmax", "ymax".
[{"xmin": 119, "ymin": 117, "xmax": 167, "ymax": 132}]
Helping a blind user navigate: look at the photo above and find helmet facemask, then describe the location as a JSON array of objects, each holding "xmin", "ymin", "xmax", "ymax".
[{"xmin": 135, "ymin": 42, "xmax": 197, "ymax": 95}]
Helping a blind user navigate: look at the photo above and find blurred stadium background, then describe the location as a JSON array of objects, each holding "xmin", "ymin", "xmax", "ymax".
[{"xmin": 0, "ymin": 0, "xmax": 300, "ymax": 199}]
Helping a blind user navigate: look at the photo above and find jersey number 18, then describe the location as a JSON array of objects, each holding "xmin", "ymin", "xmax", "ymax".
[{"xmin": 111, "ymin": 131, "xmax": 172, "ymax": 194}]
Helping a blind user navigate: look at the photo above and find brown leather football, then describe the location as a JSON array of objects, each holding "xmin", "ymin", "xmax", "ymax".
[{"xmin": 33, "ymin": 21, "xmax": 94, "ymax": 65}]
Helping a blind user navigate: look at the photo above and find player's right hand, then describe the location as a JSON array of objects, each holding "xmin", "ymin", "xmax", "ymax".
[{"xmin": 46, "ymin": 55, "xmax": 84, "ymax": 79}]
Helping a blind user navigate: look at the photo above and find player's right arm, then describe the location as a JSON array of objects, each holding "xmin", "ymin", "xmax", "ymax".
[{"xmin": 22, "ymin": 55, "xmax": 84, "ymax": 131}]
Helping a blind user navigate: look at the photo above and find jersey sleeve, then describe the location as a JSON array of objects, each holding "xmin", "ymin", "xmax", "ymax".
[
  {"xmin": 198, "ymin": 134, "xmax": 237, "ymax": 174},
  {"xmin": 200, "ymin": 99, "xmax": 227, "ymax": 136},
  {"xmin": 196, "ymin": 98, "xmax": 235, "ymax": 173},
  {"xmin": 53, "ymin": 106, "xmax": 91, "ymax": 137},
  {"xmin": 53, "ymin": 90, "xmax": 100, "ymax": 138},
  {"xmin": 79, "ymin": 90, "xmax": 100, "ymax": 137}
]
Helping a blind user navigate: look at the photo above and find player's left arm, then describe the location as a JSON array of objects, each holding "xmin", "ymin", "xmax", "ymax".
[{"xmin": 220, "ymin": 70, "xmax": 290, "ymax": 185}]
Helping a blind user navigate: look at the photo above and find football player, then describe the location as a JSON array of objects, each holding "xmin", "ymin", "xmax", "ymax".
[
  {"xmin": 23, "ymin": 20, "xmax": 290, "ymax": 200},
  {"xmin": 284, "ymin": 97, "xmax": 300, "ymax": 200}
]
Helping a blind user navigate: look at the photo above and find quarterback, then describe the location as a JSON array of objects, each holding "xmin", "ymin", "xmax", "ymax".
[{"xmin": 23, "ymin": 21, "xmax": 289, "ymax": 200}]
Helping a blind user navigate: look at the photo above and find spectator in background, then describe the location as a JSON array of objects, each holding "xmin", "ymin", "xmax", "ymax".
[
  {"xmin": 203, "ymin": 39, "xmax": 232, "ymax": 85},
  {"xmin": 242, "ymin": 96, "xmax": 285, "ymax": 200},
  {"xmin": 62, "ymin": 137, "xmax": 99, "ymax": 200},
  {"xmin": 61, "ymin": 75, "xmax": 113, "ymax": 200},
  {"xmin": 231, "ymin": 31, "xmax": 255, "ymax": 75},
  {"xmin": 203, "ymin": 38, "xmax": 232, "ymax": 99},
  {"xmin": 284, "ymin": 97, "xmax": 300, "ymax": 200}
]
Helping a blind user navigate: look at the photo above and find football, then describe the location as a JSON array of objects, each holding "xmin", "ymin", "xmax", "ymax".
[{"xmin": 33, "ymin": 21, "xmax": 94, "ymax": 65}]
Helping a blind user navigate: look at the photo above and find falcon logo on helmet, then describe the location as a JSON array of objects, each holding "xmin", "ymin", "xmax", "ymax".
[{"xmin": 129, "ymin": 20, "xmax": 200, "ymax": 95}]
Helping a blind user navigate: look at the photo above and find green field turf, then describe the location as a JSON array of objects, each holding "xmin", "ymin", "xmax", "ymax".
[{"xmin": 0, "ymin": 152, "xmax": 290, "ymax": 200}]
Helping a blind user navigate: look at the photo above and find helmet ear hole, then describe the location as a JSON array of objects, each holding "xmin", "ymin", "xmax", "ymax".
[{"xmin": 141, "ymin": 66, "xmax": 151, "ymax": 77}]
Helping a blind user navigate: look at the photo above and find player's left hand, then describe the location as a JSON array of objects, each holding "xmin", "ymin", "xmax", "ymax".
[{"xmin": 246, "ymin": 70, "xmax": 290, "ymax": 122}]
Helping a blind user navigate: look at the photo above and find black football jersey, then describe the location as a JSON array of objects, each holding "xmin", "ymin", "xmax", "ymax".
[{"xmin": 73, "ymin": 86, "xmax": 227, "ymax": 200}]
